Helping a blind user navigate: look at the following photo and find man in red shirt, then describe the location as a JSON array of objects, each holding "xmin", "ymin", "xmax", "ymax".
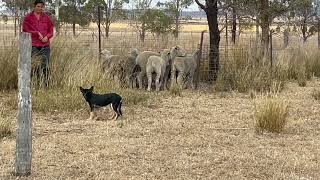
[{"xmin": 22, "ymin": 0, "xmax": 54, "ymax": 86}]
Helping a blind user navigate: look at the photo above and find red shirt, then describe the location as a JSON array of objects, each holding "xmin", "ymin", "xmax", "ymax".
[{"xmin": 22, "ymin": 12, "xmax": 54, "ymax": 47}]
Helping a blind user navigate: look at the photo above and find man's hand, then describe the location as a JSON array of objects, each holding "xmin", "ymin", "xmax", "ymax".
[
  {"xmin": 38, "ymin": 32, "xmax": 43, "ymax": 40},
  {"xmin": 41, "ymin": 36, "xmax": 48, "ymax": 43}
]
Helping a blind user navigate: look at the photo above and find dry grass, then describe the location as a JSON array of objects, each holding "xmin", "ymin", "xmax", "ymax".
[
  {"xmin": 5, "ymin": 87, "xmax": 149, "ymax": 113},
  {"xmin": 1, "ymin": 79, "xmax": 320, "ymax": 179},
  {"xmin": 311, "ymin": 89, "xmax": 320, "ymax": 100},
  {"xmin": 214, "ymin": 46, "xmax": 287, "ymax": 93},
  {"xmin": 0, "ymin": 46, "xmax": 18, "ymax": 90},
  {"xmin": 281, "ymin": 46, "xmax": 320, "ymax": 85},
  {"xmin": 169, "ymin": 84, "xmax": 183, "ymax": 97},
  {"xmin": 1, "ymin": 37, "xmax": 149, "ymax": 113},
  {"xmin": 105, "ymin": 22, "xmax": 209, "ymax": 32},
  {"xmin": 254, "ymin": 95, "xmax": 289, "ymax": 133},
  {"xmin": 0, "ymin": 117, "xmax": 13, "ymax": 139}
]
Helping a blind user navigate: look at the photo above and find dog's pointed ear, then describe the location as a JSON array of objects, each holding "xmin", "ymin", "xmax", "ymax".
[
  {"xmin": 80, "ymin": 86, "xmax": 84, "ymax": 91},
  {"xmin": 89, "ymin": 86, "xmax": 94, "ymax": 91}
]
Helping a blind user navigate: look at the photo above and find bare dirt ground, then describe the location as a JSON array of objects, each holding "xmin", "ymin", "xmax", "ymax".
[{"xmin": 1, "ymin": 79, "xmax": 320, "ymax": 179}]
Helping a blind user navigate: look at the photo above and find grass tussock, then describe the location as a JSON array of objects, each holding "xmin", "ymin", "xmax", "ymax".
[
  {"xmin": 169, "ymin": 84, "xmax": 183, "ymax": 97},
  {"xmin": 214, "ymin": 45, "xmax": 320, "ymax": 92},
  {"xmin": 0, "ymin": 117, "xmax": 13, "ymax": 139},
  {"xmin": 305, "ymin": 50, "xmax": 320, "ymax": 78},
  {"xmin": 311, "ymin": 89, "xmax": 320, "ymax": 100},
  {"xmin": 214, "ymin": 47, "xmax": 287, "ymax": 93},
  {"xmin": 281, "ymin": 46, "xmax": 320, "ymax": 84},
  {"xmin": 254, "ymin": 95, "xmax": 289, "ymax": 133},
  {"xmin": 0, "ymin": 46, "xmax": 18, "ymax": 90}
]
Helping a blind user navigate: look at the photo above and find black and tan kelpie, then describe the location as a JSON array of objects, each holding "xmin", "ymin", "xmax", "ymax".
[{"xmin": 80, "ymin": 86, "xmax": 123, "ymax": 120}]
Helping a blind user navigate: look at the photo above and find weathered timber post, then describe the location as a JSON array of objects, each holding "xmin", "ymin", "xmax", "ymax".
[
  {"xmin": 15, "ymin": 32, "xmax": 32, "ymax": 176},
  {"xmin": 195, "ymin": 30, "xmax": 206, "ymax": 89}
]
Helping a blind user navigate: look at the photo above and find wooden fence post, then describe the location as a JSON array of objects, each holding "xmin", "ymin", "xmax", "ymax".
[
  {"xmin": 15, "ymin": 32, "xmax": 32, "ymax": 176},
  {"xmin": 98, "ymin": 6, "xmax": 102, "ymax": 61},
  {"xmin": 270, "ymin": 30, "xmax": 273, "ymax": 69},
  {"xmin": 195, "ymin": 30, "xmax": 206, "ymax": 89}
]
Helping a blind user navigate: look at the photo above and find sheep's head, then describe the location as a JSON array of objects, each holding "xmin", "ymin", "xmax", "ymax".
[
  {"xmin": 161, "ymin": 49, "xmax": 171, "ymax": 66},
  {"xmin": 100, "ymin": 49, "xmax": 112, "ymax": 57},
  {"xmin": 128, "ymin": 48, "xmax": 140, "ymax": 58},
  {"xmin": 170, "ymin": 45, "xmax": 186, "ymax": 59}
]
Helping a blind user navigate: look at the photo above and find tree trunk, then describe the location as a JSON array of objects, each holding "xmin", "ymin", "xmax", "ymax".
[
  {"xmin": 260, "ymin": 0, "xmax": 269, "ymax": 57},
  {"xmin": 14, "ymin": 11, "xmax": 17, "ymax": 37},
  {"xmin": 283, "ymin": 28, "xmax": 289, "ymax": 48},
  {"xmin": 207, "ymin": 2, "xmax": 220, "ymax": 82},
  {"xmin": 105, "ymin": 21, "xmax": 110, "ymax": 38},
  {"xmin": 174, "ymin": 0, "xmax": 180, "ymax": 38},
  {"xmin": 302, "ymin": 19, "xmax": 307, "ymax": 43},
  {"xmin": 225, "ymin": 13, "xmax": 228, "ymax": 45},
  {"xmin": 255, "ymin": 15, "xmax": 260, "ymax": 43},
  {"xmin": 140, "ymin": 23, "xmax": 146, "ymax": 42},
  {"xmin": 318, "ymin": 17, "xmax": 320, "ymax": 49},
  {"xmin": 105, "ymin": 5, "xmax": 112, "ymax": 38},
  {"xmin": 55, "ymin": 0, "xmax": 60, "ymax": 35},
  {"xmin": 231, "ymin": 7, "xmax": 236, "ymax": 44}
]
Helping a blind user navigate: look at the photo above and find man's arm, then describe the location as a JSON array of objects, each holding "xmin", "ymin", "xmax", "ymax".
[
  {"xmin": 22, "ymin": 15, "xmax": 39, "ymax": 36},
  {"xmin": 46, "ymin": 16, "xmax": 54, "ymax": 39}
]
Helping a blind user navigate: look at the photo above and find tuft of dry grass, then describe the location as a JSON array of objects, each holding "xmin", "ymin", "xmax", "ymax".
[
  {"xmin": 0, "ymin": 117, "xmax": 13, "ymax": 139},
  {"xmin": 254, "ymin": 95, "xmax": 289, "ymax": 133},
  {"xmin": 305, "ymin": 49, "xmax": 320, "ymax": 78},
  {"xmin": 214, "ymin": 46, "xmax": 287, "ymax": 93},
  {"xmin": 0, "ymin": 46, "xmax": 18, "ymax": 90},
  {"xmin": 169, "ymin": 84, "xmax": 183, "ymax": 97},
  {"xmin": 282, "ymin": 46, "xmax": 320, "ymax": 84},
  {"xmin": 311, "ymin": 89, "xmax": 320, "ymax": 100}
]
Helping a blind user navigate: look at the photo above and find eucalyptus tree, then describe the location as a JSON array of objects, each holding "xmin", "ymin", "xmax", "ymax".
[
  {"xmin": 85, "ymin": 0, "xmax": 128, "ymax": 38},
  {"xmin": 59, "ymin": 0, "xmax": 89, "ymax": 36},
  {"xmin": 156, "ymin": 0, "xmax": 193, "ymax": 38},
  {"xmin": 130, "ymin": 0, "xmax": 153, "ymax": 42},
  {"xmin": 290, "ymin": 0, "xmax": 317, "ymax": 42},
  {"xmin": 195, "ymin": 0, "xmax": 221, "ymax": 81}
]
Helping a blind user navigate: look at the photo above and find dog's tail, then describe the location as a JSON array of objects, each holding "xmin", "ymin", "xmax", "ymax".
[{"xmin": 118, "ymin": 99, "xmax": 123, "ymax": 116}]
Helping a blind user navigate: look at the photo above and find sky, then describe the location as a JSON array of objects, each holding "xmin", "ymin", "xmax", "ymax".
[{"xmin": 0, "ymin": 0, "xmax": 201, "ymax": 11}]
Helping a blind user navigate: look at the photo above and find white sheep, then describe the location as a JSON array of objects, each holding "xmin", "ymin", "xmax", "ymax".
[
  {"xmin": 134, "ymin": 51, "xmax": 160, "ymax": 89},
  {"xmin": 146, "ymin": 49, "xmax": 171, "ymax": 91},
  {"xmin": 171, "ymin": 49, "xmax": 201, "ymax": 89},
  {"xmin": 135, "ymin": 45, "xmax": 186, "ymax": 90}
]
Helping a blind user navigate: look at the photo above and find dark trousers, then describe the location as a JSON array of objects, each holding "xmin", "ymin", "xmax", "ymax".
[{"xmin": 31, "ymin": 46, "xmax": 50, "ymax": 86}]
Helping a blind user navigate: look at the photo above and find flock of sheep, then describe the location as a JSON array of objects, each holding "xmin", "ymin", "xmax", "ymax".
[{"xmin": 100, "ymin": 45, "xmax": 201, "ymax": 91}]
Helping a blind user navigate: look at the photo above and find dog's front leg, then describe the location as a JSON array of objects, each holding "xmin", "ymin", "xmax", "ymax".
[
  {"xmin": 113, "ymin": 113, "xmax": 118, "ymax": 121},
  {"xmin": 88, "ymin": 111, "xmax": 95, "ymax": 120}
]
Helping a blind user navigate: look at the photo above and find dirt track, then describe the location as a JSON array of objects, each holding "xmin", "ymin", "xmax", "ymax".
[{"xmin": 1, "ymin": 80, "xmax": 320, "ymax": 179}]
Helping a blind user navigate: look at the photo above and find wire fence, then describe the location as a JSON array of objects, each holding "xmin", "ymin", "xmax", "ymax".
[{"xmin": 1, "ymin": 13, "xmax": 320, "ymax": 83}]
